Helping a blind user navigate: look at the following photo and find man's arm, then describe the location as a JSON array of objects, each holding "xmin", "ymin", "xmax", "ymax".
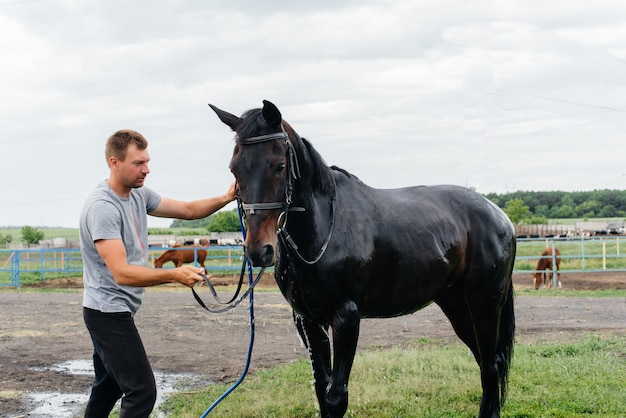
[
  {"xmin": 149, "ymin": 182, "xmax": 237, "ymax": 220},
  {"xmin": 95, "ymin": 239, "xmax": 203, "ymax": 287}
]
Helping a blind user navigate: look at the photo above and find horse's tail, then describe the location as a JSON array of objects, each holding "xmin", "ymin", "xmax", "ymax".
[{"xmin": 498, "ymin": 278, "xmax": 515, "ymax": 406}]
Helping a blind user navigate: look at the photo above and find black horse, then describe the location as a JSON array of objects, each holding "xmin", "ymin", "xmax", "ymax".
[{"xmin": 210, "ymin": 100, "xmax": 516, "ymax": 418}]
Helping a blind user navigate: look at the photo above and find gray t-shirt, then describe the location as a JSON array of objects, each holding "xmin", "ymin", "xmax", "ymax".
[{"xmin": 79, "ymin": 180, "xmax": 161, "ymax": 315}]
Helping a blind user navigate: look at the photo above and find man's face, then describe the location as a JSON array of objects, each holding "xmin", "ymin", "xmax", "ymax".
[{"xmin": 115, "ymin": 144, "xmax": 150, "ymax": 189}]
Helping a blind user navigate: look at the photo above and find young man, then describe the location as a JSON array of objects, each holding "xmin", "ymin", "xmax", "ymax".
[{"xmin": 79, "ymin": 129, "xmax": 237, "ymax": 417}]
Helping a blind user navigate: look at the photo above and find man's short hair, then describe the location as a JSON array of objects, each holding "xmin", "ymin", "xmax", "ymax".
[{"xmin": 105, "ymin": 129, "xmax": 148, "ymax": 163}]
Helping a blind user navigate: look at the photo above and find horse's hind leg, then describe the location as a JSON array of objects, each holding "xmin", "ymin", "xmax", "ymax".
[
  {"xmin": 468, "ymin": 283, "xmax": 514, "ymax": 418},
  {"xmin": 436, "ymin": 280, "xmax": 513, "ymax": 418},
  {"xmin": 435, "ymin": 283, "xmax": 480, "ymax": 359},
  {"xmin": 293, "ymin": 313, "xmax": 332, "ymax": 417}
]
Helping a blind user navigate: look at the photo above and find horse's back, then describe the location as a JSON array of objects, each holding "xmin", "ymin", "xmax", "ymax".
[
  {"xmin": 368, "ymin": 184, "xmax": 514, "ymax": 255},
  {"xmin": 332, "ymin": 182, "xmax": 515, "ymax": 316}
]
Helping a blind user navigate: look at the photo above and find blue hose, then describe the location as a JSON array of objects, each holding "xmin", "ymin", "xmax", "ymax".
[{"xmin": 199, "ymin": 203, "xmax": 255, "ymax": 417}]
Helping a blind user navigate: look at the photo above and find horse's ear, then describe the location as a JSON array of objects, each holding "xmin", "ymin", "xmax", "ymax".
[
  {"xmin": 261, "ymin": 100, "xmax": 282, "ymax": 128},
  {"xmin": 209, "ymin": 104, "xmax": 241, "ymax": 131}
]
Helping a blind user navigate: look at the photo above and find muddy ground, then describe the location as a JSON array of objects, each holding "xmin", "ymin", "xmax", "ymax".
[{"xmin": 1, "ymin": 272, "xmax": 625, "ymax": 416}]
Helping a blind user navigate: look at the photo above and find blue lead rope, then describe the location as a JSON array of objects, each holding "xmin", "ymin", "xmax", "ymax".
[{"xmin": 199, "ymin": 203, "xmax": 255, "ymax": 417}]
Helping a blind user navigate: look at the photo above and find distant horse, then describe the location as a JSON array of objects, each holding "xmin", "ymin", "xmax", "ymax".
[
  {"xmin": 210, "ymin": 100, "xmax": 516, "ymax": 418},
  {"xmin": 153, "ymin": 240, "xmax": 208, "ymax": 268},
  {"xmin": 532, "ymin": 247, "xmax": 561, "ymax": 289}
]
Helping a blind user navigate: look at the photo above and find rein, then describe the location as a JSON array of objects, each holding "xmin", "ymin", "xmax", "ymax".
[
  {"xmin": 236, "ymin": 127, "xmax": 335, "ymax": 265},
  {"xmin": 191, "ymin": 264, "xmax": 265, "ymax": 313},
  {"xmin": 194, "ymin": 125, "xmax": 335, "ymax": 414},
  {"xmin": 197, "ymin": 198, "xmax": 259, "ymax": 417}
]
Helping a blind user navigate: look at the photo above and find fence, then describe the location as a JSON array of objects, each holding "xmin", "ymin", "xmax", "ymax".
[
  {"xmin": 0, "ymin": 246, "xmax": 248, "ymax": 288},
  {"xmin": 2, "ymin": 237, "xmax": 626, "ymax": 288}
]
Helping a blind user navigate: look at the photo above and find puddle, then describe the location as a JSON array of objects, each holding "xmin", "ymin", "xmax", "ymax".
[{"xmin": 26, "ymin": 359, "xmax": 212, "ymax": 417}]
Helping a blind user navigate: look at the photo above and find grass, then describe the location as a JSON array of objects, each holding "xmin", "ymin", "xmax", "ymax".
[
  {"xmin": 514, "ymin": 287, "xmax": 626, "ymax": 298},
  {"xmin": 160, "ymin": 335, "xmax": 626, "ymax": 418}
]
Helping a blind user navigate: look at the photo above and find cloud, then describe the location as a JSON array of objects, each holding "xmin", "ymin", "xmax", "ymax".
[{"xmin": 0, "ymin": 0, "xmax": 625, "ymax": 227}]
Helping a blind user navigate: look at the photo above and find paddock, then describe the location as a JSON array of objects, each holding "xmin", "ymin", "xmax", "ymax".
[{"xmin": 0, "ymin": 272, "xmax": 624, "ymax": 417}]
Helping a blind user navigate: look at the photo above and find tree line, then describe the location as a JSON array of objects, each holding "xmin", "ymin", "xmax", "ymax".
[
  {"xmin": 485, "ymin": 189, "xmax": 626, "ymax": 222},
  {"xmin": 169, "ymin": 208, "xmax": 242, "ymax": 232},
  {"xmin": 0, "ymin": 225, "xmax": 45, "ymax": 247},
  {"xmin": 168, "ymin": 189, "xmax": 626, "ymax": 231},
  {"xmin": 6, "ymin": 190, "xmax": 625, "ymax": 244}
]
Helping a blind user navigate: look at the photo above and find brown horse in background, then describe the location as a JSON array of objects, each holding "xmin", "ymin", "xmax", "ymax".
[
  {"xmin": 532, "ymin": 246, "xmax": 561, "ymax": 289},
  {"xmin": 153, "ymin": 239, "xmax": 209, "ymax": 269}
]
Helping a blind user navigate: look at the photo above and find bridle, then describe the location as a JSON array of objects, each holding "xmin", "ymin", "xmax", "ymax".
[
  {"xmin": 237, "ymin": 128, "xmax": 301, "ymax": 219},
  {"xmin": 193, "ymin": 125, "xmax": 335, "ymax": 416},
  {"xmin": 236, "ymin": 126, "xmax": 335, "ymax": 265}
]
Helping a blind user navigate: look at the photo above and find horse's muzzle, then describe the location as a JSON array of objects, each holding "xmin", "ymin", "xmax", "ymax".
[{"xmin": 244, "ymin": 244, "xmax": 276, "ymax": 267}]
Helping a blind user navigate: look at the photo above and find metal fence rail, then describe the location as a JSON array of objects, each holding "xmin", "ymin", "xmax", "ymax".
[
  {"xmin": 515, "ymin": 236, "xmax": 626, "ymax": 268},
  {"xmin": 0, "ymin": 246, "xmax": 250, "ymax": 288},
  {"xmin": 2, "ymin": 237, "xmax": 626, "ymax": 288}
]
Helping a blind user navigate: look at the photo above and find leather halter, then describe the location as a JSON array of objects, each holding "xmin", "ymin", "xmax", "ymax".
[
  {"xmin": 236, "ymin": 128, "xmax": 301, "ymax": 217},
  {"xmin": 235, "ymin": 127, "xmax": 334, "ymax": 265}
]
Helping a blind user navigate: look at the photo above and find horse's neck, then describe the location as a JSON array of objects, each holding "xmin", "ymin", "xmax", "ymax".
[
  {"xmin": 287, "ymin": 138, "xmax": 337, "ymax": 238},
  {"xmin": 288, "ymin": 182, "xmax": 333, "ymax": 248}
]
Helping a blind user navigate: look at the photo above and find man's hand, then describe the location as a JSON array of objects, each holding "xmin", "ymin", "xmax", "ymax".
[
  {"xmin": 175, "ymin": 266, "xmax": 206, "ymax": 288},
  {"xmin": 225, "ymin": 181, "xmax": 238, "ymax": 202}
]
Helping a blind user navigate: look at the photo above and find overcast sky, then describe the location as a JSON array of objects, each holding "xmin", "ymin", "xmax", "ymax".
[{"xmin": 1, "ymin": 0, "xmax": 625, "ymax": 228}]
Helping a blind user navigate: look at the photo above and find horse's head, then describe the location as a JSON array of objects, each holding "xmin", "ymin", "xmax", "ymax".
[
  {"xmin": 210, "ymin": 100, "xmax": 296, "ymax": 267},
  {"xmin": 531, "ymin": 272, "xmax": 542, "ymax": 289}
]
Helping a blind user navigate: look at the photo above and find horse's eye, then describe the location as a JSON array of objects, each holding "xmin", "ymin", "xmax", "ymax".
[{"xmin": 275, "ymin": 162, "xmax": 286, "ymax": 175}]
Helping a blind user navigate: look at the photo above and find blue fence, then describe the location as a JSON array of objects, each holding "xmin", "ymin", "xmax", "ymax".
[
  {"xmin": 2, "ymin": 237, "xmax": 626, "ymax": 288},
  {"xmin": 0, "ymin": 246, "xmax": 248, "ymax": 288},
  {"xmin": 516, "ymin": 236, "xmax": 626, "ymax": 269}
]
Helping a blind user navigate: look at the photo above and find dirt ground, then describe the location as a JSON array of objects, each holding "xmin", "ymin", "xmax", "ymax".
[{"xmin": 1, "ymin": 271, "xmax": 625, "ymax": 417}]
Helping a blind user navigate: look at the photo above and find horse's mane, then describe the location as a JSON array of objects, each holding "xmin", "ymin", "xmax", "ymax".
[
  {"xmin": 236, "ymin": 108, "xmax": 267, "ymax": 140},
  {"xmin": 295, "ymin": 136, "xmax": 338, "ymax": 196},
  {"xmin": 286, "ymin": 125, "xmax": 363, "ymax": 194},
  {"xmin": 237, "ymin": 108, "xmax": 358, "ymax": 196}
]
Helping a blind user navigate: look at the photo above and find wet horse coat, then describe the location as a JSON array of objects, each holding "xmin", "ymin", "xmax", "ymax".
[{"xmin": 210, "ymin": 100, "xmax": 516, "ymax": 418}]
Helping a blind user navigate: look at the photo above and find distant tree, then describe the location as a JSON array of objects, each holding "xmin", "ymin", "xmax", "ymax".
[
  {"xmin": 550, "ymin": 204, "xmax": 576, "ymax": 219},
  {"xmin": 504, "ymin": 198, "xmax": 529, "ymax": 224},
  {"xmin": 21, "ymin": 225, "xmax": 44, "ymax": 247},
  {"xmin": 170, "ymin": 217, "xmax": 210, "ymax": 229},
  {"xmin": 207, "ymin": 211, "xmax": 241, "ymax": 232},
  {"xmin": 598, "ymin": 204, "xmax": 617, "ymax": 218},
  {"xmin": 527, "ymin": 215, "xmax": 548, "ymax": 225},
  {"xmin": 0, "ymin": 233, "xmax": 13, "ymax": 247},
  {"xmin": 534, "ymin": 204, "xmax": 550, "ymax": 218},
  {"xmin": 575, "ymin": 200, "xmax": 601, "ymax": 218}
]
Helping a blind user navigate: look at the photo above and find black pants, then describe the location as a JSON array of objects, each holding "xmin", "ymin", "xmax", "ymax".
[{"xmin": 83, "ymin": 307, "xmax": 156, "ymax": 418}]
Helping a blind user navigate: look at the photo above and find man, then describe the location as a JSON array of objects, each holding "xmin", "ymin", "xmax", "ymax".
[{"xmin": 79, "ymin": 129, "xmax": 237, "ymax": 417}]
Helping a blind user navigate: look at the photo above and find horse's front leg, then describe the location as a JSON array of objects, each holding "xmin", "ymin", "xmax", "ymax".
[
  {"xmin": 293, "ymin": 312, "xmax": 332, "ymax": 417},
  {"xmin": 327, "ymin": 301, "xmax": 361, "ymax": 418}
]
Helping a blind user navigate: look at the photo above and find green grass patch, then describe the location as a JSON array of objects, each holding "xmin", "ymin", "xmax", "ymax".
[
  {"xmin": 514, "ymin": 287, "xmax": 626, "ymax": 298},
  {"xmin": 160, "ymin": 335, "xmax": 626, "ymax": 418}
]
